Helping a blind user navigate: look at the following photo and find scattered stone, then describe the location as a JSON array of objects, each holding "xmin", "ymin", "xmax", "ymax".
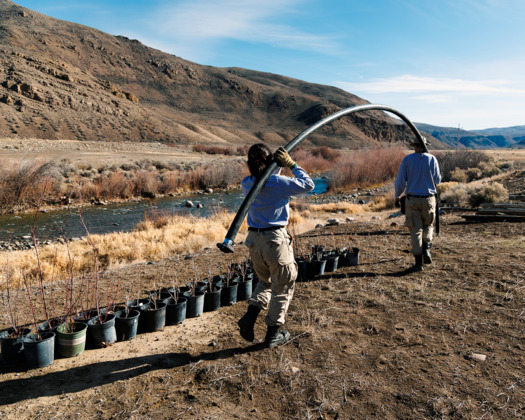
[
  {"xmin": 291, "ymin": 367, "xmax": 300, "ymax": 374},
  {"xmin": 185, "ymin": 200, "xmax": 194, "ymax": 208},
  {"xmin": 326, "ymin": 218, "xmax": 340, "ymax": 226},
  {"xmin": 315, "ymin": 224, "xmax": 324, "ymax": 229},
  {"xmin": 205, "ymin": 188, "xmax": 213, "ymax": 194},
  {"xmin": 196, "ymin": 203, "xmax": 203, "ymax": 208},
  {"xmin": 390, "ymin": 222, "xmax": 399, "ymax": 227},
  {"xmin": 469, "ymin": 353, "xmax": 487, "ymax": 362},
  {"xmin": 346, "ymin": 217, "xmax": 355, "ymax": 222}
]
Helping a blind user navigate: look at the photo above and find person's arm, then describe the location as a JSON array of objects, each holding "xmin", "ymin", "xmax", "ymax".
[
  {"xmin": 394, "ymin": 159, "xmax": 407, "ymax": 198},
  {"xmin": 432, "ymin": 157, "xmax": 442, "ymax": 186}
]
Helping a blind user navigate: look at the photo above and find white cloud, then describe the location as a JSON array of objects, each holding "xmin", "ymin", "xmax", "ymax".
[
  {"xmin": 335, "ymin": 75, "xmax": 525, "ymax": 129},
  {"xmin": 148, "ymin": 0, "xmax": 337, "ymax": 56},
  {"xmin": 337, "ymin": 75, "xmax": 525, "ymax": 96}
]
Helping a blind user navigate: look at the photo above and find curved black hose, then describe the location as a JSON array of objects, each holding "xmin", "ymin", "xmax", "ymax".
[{"xmin": 217, "ymin": 104, "xmax": 428, "ymax": 253}]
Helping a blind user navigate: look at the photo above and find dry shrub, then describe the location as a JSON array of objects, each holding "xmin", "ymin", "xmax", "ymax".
[
  {"xmin": 468, "ymin": 182, "xmax": 508, "ymax": 207},
  {"xmin": 449, "ymin": 168, "xmax": 468, "ymax": 183},
  {"xmin": 440, "ymin": 182, "xmax": 508, "ymax": 207},
  {"xmin": 441, "ymin": 184, "xmax": 470, "ymax": 207},
  {"xmin": 193, "ymin": 144, "xmax": 246, "ymax": 156},
  {"xmin": 103, "ymin": 171, "xmax": 134, "ymax": 199},
  {"xmin": 291, "ymin": 147, "xmax": 333, "ymax": 174},
  {"xmin": 132, "ymin": 170, "xmax": 159, "ymax": 197},
  {"xmin": 0, "ymin": 159, "xmax": 62, "ymax": 212},
  {"xmin": 434, "ymin": 150, "xmax": 491, "ymax": 181},
  {"xmin": 331, "ymin": 147, "xmax": 405, "ymax": 190},
  {"xmin": 370, "ymin": 194, "xmax": 396, "ymax": 211},
  {"xmin": 309, "ymin": 202, "xmax": 364, "ymax": 214}
]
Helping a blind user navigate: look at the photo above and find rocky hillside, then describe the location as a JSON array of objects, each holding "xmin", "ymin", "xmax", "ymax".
[{"xmin": 0, "ymin": 0, "xmax": 445, "ymax": 149}]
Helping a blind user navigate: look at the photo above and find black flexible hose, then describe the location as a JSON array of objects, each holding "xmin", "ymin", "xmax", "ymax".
[{"xmin": 217, "ymin": 104, "xmax": 428, "ymax": 253}]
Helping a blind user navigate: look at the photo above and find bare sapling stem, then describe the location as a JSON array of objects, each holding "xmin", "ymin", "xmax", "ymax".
[
  {"xmin": 30, "ymin": 179, "xmax": 52, "ymax": 324},
  {"xmin": 2, "ymin": 252, "xmax": 20, "ymax": 335},
  {"xmin": 77, "ymin": 210, "xmax": 101, "ymax": 320},
  {"xmin": 23, "ymin": 275, "xmax": 41, "ymax": 340}
]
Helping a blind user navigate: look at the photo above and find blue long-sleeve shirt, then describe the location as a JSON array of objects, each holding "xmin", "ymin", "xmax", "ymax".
[
  {"xmin": 241, "ymin": 166, "xmax": 315, "ymax": 228},
  {"xmin": 395, "ymin": 152, "xmax": 441, "ymax": 198}
]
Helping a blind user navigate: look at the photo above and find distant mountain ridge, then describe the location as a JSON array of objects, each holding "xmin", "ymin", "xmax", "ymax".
[
  {"xmin": 415, "ymin": 123, "xmax": 525, "ymax": 149},
  {"xmin": 0, "ymin": 0, "xmax": 449, "ymax": 149}
]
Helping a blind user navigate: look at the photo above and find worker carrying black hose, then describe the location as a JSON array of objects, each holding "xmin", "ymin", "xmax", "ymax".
[
  {"xmin": 395, "ymin": 137, "xmax": 441, "ymax": 271},
  {"xmin": 237, "ymin": 144, "xmax": 314, "ymax": 348}
]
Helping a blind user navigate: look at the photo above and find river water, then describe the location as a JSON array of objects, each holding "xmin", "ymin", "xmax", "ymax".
[{"xmin": 0, "ymin": 178, "xmax": 327, "ymax": 242}]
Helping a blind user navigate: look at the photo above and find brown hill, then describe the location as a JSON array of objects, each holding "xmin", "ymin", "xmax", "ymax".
[{"xmin": 0, "ymin": 0, "xmax": 444, "ymax": 149}]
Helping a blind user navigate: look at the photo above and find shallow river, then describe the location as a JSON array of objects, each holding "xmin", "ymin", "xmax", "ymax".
[{"xmin": 0, "ymin": 178, "xmax": 327, "ymax": 242}]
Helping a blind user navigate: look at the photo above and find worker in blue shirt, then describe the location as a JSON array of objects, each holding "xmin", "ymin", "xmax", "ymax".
[
  {"xmin": 238, "ymin": 144, "xmax": 315, "ymax": 348},
  {"xmin": 395, "ymin": 137, "xmax": 441, "ymax": 271}
]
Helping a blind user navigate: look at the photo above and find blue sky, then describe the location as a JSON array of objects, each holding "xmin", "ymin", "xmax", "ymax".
[{"xmin": 16, "ymin": 0, "xmax": 525, "ymax": 130}]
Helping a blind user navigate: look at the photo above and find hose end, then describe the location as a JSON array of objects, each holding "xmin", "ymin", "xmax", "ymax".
[{"xmin": 217, "ymin": 238, "xmax": 235, "ymax": 254}]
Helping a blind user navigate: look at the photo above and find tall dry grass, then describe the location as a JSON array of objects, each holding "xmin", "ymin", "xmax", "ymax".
[{"xmin": 1, "ymin": 205, "xmax": 323, "ymax": 290}]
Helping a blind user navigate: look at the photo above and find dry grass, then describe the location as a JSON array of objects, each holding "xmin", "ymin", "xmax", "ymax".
[{"xmin": 1, "ymin": 206, "xmax": 325, "ymax": 289}]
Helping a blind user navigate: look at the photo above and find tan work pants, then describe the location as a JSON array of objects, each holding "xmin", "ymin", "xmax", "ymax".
[
  {"xmin": 245, "ymin": 227, "xmax": 297, "ymax": 326},
  {"xmin": 405, "ymin": 195, "xmax": 436, "ymax": 255}
]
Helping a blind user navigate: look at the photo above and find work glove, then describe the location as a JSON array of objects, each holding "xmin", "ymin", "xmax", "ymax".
[{"xmin": 274, "ymin": 147, "xmax": 296, "ymax": 169}]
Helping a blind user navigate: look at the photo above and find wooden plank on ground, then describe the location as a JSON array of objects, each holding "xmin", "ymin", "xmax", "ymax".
[{"xmin": 460, "ymin": 214, "xmax": 525, "ymax": 223}]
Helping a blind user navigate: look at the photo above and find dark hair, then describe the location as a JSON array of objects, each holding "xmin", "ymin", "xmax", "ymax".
[{"xmin": 247, "ymin": 143, "xmax": 272, "ymax": 179}]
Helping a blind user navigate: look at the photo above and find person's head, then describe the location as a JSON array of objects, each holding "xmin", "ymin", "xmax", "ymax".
[
  {"xmin": 410, "ymin": 136, "xmax": 429, "ymax": 153},
  {"xmin": 247, "ymin": 143, "xmax": 272, "ymax": 178}
]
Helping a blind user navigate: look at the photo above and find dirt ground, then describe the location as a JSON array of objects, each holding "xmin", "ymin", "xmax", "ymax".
[{"xmin": 0, "ymin": 148, "xmax": 524, "ymax": 419}]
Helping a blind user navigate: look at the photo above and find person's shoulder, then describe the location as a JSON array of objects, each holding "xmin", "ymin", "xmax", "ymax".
[{"xmin": 241, "ymin": 175, "xmax": 254, "ymax": 186}]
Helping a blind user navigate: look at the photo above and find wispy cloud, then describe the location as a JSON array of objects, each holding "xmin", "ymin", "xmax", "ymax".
[
  {"xmin": 148, "ymin": 0, "xmax": 337, "ymax": 56},
  {"xmin": 337, "ymin": 75, "xmax": 525, "ymax": 96}
]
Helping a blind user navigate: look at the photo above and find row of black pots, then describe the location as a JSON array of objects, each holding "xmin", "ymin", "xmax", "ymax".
[
  {"xmin": 296, "ymin": 247, "xmax": 360, "ymax": 281},
  {"xmin": 0, "ymin": 278, "xmax": 254, "ymax": 370}
]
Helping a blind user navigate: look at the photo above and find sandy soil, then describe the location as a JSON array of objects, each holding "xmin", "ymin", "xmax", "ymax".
[{"xmin": 0, "ymin": 147, "xmax": 523, "ymax": 419}]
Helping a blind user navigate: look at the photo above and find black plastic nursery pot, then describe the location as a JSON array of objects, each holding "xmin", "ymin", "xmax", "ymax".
[
  {"xmin": 87, "ymin": 313, "xmax": 117, "ymax": 347},
  {"xmin": 221, "ymin": 282, "xmax": 238, "ymax": 307},
  {"xmin": 236, "ymin": 278, "xmax": 253, "ymax": 301},
  {"xmin": 306, "ymin": 259, "xmax": 326, "ymax": 280},
  {"xmin": 37, "ymin": 316, "xmax": 66, "ymax": 334},
  {"xmin": 185, "ymin": 281, "xmax": 208, "ymax": 293},
  {"xmin": 128, "ymin": 298, "xmax": 150, "ymax": 312},
  {"xmin": 346, "ymin": 247, "xmax": 360, "ymax": 266},
  {"xmin": 324, "ymin": 255, "xmax": 339, "ymax": 273},
  {"xmin": 166, "ymin": 297, "xmax": 187, "ymax": 325},
  {"xmin": 56, "ymin": 322, "xmax": 88, "ymax": 358},
  {"xmin": 0, "ymin": 327, "xmax": 32, "ymax": 364},
  {"xmin": 138, "ymin": 301, "xmax": 167, "ymax": 333},
  {"xmin": 23, "ymin": 332, "xmax": 55, "ymax": 369},
  {"xmin": 183, "ymin": 291, "xmax": 204, "ymax": 318},
  {"xmin": 203, "ymin": 287, "xmax": 222, "ymax": 312},
  {"xmin": 295, "ymin": 258, "xmax": 308, "ymax": 282},
  {"xmin": 115, "ymin": 309, "xmax": 140, "ymax": 341},
  {"xmin": 337, "ymin": 249, "xmax": 348, "ymax": 268}
]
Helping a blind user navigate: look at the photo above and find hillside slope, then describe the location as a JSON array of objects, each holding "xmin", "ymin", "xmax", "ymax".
[{"xmin": 0, "ymin": 0, "xmax": 444, "ymax": 149}]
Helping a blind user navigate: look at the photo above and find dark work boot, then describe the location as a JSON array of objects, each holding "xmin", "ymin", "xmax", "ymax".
[
  {"xmin": 410, "ymin": 254, "xmax": 423, "ymax": 272},
  {"xmin": 238, "ymin": 305, "xmax": 261, "ymax": 342},
  {"xmin": 422, "ymin": 242, "xmax": 432, "ymax": 264},
  {"xmin": 264, "ymin": 325, "xmax": 290, "ymax": 348}
]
